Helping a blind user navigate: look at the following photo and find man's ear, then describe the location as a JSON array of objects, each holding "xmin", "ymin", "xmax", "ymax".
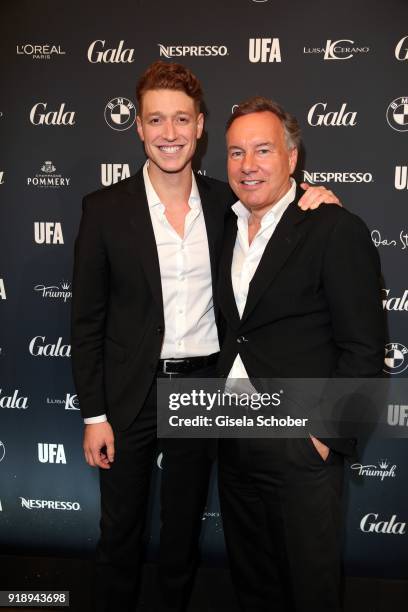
[
  {"xmin": 289, "ymin": 147, "xmax": 298, "ymax": 175},
  {"xmin": 136, "ymin": 115, "xmax": 144, "ymax": 141},
  {"xmin": 196, "ymin": 112, "xmax": 204, "ymax": 139}
]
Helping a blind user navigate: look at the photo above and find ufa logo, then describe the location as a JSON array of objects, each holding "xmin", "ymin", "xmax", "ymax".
[
  {"xmin": 34, "ymin": 222, "xmax": 64, "ymax": 244},
  {"xmin": 0, "ymin": 279, "xmax": 6, "ymax": 300},
  {"xmin": 87, "ymin": 40, "xmax": 135, "ymax": 63},
  {"xmin": 249, "ymin": 38, "xmax": 281, "ymax": 63},
  {"xmin": 30, "ymin": 103, "xmax": 75, "ymax": 126},
  {"xmin": 395, "ymin": 166, "xmax": 408, "ymax": 189},
  {"xmin": 104, "ymin": 97, "xmax": 136, "ymax": 131},
  {"xmin": 101, "ymin": 163, "xmax": 130, "ymax": 186},
  {"xmin": 395, "ymin": 36, "xmax": 408, "ymax": 61},
  {"xmin": 38, "ymin": 443, "xmax": 66, "ymax": 464},
  {"xmin": 386, "ymin": 97, "xmax": 408, "ymax": 132},
  {"xmin": 384, "ymin": 342, "xmax": 408, "ymax": 374}
]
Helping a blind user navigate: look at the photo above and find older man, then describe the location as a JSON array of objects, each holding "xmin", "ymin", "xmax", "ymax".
[{"xmin": 217, "ymin": 97, "xmax": 385, "ymax": 611}]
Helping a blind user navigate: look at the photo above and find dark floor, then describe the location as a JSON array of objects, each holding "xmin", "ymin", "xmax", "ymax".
[{"xmin": 0, "ymin": 555, "xmax": 407, "ymax": 612}]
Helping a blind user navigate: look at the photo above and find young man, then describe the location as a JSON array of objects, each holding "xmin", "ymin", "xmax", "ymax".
[
  {"xmin": 71, "ymin": 63, "xmax": 339, "ymax": 612},
  {"xmin": 217, "ymin": 97, "xmax": 385, "ymax": 612}
]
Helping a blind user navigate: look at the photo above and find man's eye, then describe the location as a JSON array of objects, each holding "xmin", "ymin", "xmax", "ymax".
[
  {"xmin": 257, "ymin": 148, "xmax": 270, "ymax": 155},
  {"xmin": 177, "ymin": 116, "xmax": 189, "ymax": 123},
  {"xmin": 149, "ymin": 117, "xmax": 161, "ymax": 124},
  {"xmin": 230, "ymin": 151, "xmax": 242, "ymax": 159}
]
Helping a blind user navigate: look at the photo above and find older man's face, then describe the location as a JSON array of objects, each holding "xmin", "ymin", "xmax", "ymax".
[{"xmin": 226, "ymin": 111, "xmax": 297, "ymax": 215}]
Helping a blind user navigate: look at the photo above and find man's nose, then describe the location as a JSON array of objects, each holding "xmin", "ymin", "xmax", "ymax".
[
  {"xmin": 162, "ymin": 120, "xmax": 177, "ymax": 140},
  {"xmin": 241, "ymin": 151, "xmax": 256, "ymax": 173}
]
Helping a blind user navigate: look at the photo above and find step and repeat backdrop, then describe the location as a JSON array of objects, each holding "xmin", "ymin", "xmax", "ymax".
[{"xmin": 0, "ymin": 0, "xmax": 407, "ymax": 578}]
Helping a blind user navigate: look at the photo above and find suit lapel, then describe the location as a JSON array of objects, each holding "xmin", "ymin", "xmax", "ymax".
[
  {"xmin": 240, "ymin": 195, "xmax": 307, "ymax": 325},
  {"xmin": 218, "ymin": 213, "xmax": 241, "ymax": 328},
  {"xmin": 122, "ymin": 169, "xmax": 164, "ymax": 313}
]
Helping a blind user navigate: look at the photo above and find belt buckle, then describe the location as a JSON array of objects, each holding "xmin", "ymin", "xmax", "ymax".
[{"xmin": 163, "ymin": 358, "xmax": 185, "ymax": 375}]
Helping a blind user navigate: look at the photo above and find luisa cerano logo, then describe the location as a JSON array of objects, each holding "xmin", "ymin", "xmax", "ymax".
[
  {"xmin": 46, "ymin": 393, "xmax": 80, "ymax": 411},
  {"xmin": 30, "ymin": 103, "xmax": 75, "ymax": 126},
  {"xmin": 17, "ymin": 43, "xmax": 65, "ymax": 60},
  {"xmin": 303, "ymin": 39, "xmax": 369, "ymax": 60},
  {"xmin": 101, "ymin": 163, "xmax": 130, "ymax": 186},
  {"xmin": 249, "ymin": 38, "xmax": 281, "ymax": 62},
  {"xmin": 87, "ymin": 40, "xmax": 135, "ymax": 63},
  {"xmin": 307, "ymin": 103, "xmax": 357, "ymax": 126},
  {"xmin": 29, "ymin": 336, "xmax": 71, "ymax": 357},
  {"xmin": 34, "ymin": 281, "xmax": 71, "ymax": 302},
  {"xmin": 27, "ymin": 161, "xmax": 71, "ymax": 188}
]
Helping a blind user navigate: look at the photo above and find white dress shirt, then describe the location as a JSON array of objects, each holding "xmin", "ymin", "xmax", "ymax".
[
  {"xmin": 227, "ymin": 179, "xmax": 297, "ymax": 387},
  {"xmin": 84, "ymin": 161, "xmax": 219, "ymax": 424}
]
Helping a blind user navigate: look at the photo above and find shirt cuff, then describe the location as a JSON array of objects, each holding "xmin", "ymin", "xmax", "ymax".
[{"xmin": 84, "ymin": 414, "xmax": 107, "ymax": 424}]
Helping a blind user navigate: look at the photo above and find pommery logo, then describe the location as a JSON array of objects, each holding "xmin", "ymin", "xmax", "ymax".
[{"xmin": 27, "ymin": 161, "xmax": 71, "ymax": 188}]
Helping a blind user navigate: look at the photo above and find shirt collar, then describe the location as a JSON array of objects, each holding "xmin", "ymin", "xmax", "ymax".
[
  {"xmin": 232, "ymin": 178, "xmax": 297, "ymax": 227},
  {"xmin": 143, "ymin": 160, "xmax": 201, "ymax": 210}
]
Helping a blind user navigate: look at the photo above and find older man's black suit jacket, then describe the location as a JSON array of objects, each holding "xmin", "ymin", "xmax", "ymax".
[
  {"xmin": 217, "ymin": 188, "xmax": 385, "ymax": 455},
  {"xmin": 71, "ymin": 168, "xmax": 234, "ymax": 430}
]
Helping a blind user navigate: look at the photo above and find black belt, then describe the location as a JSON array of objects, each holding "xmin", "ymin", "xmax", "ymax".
[{"xmin": 157, "ymin": 352, "xmax": 219, "ymax": 375}]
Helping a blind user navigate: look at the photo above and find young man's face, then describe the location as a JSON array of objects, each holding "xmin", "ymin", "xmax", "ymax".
[
  {"xmin": 136, "ymin": 89, "xmax": 204, "ymax": 176},
  {"xmin": 226, "ymin": 111, "xmax": 297, "ymax": 215}
]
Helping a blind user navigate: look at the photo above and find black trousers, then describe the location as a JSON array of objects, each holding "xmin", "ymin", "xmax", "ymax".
[
  {"xmin": 218, "ymin": 436, "xmax": 344, "ymax": 612},
  {"xmin": 94, "ymin": 365, "xmax": 216, "ymax": 612}
]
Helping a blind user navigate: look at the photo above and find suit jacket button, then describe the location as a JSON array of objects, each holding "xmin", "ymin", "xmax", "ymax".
[
  {"xmin": 157, "ymin": 326, "xmax": 164, "ymax": 335},
  {"xmin": 237, "ymin": 335, "xmax": 247, "ymax": 343}
]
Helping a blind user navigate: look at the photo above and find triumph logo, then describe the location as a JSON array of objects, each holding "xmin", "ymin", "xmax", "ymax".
[
  {"xmin": 388, "ymin": 404, "xmax": 408, "ymax": 426},
  {"xmin": 101, "ymin": 163, "xmax": 130, "ymax": 186},
  {"xmin": 382, "ymin": 289, "xmax": 408, "ymax": 311},
  {"xmin": 350, "ymin": 459, "xmax": 396, "ymax": 481},
  {"xmin": 395, "ymin": 36, "xmax": 408, "ymax": 61},
  {"xmin": 303, "ymin": 39, "xmax": 369, "ymax": 60},
  {"xmin": 0, "ymin": 278, "xmax": 6, "ymax": 300},
  {"xmin": 87, "ymin": 40, "xmax": 134, "ymax": 63},
  {"xmin": 38, "ymin": 443, "xmax": 66, "ymax": 464},
  {"xmin": 384, "ymin": 342, "xmax": 408, "ymax": 374},
  {"xmin": 249, "ymin": 38, "xmax": 281, "ymax": 63},
  {"xmin": 307, "ymin": 103, "xmax": 357, "ymax": 126},
  {"xmin": 17, "ymin": 44, "xmax": 65, "ymax": 60},
  {"xmin": 27, "ymin": 161, "xmax": 71, "ymax": 188},
  {"xmin": 302, "ymin": 171, "xmax": 372, "ymax": 184},
  {"xmin": 104, "ymin": 97, "xmax": 136, "ymax": 131},
  {"xmin": 386, "ymin": 97, "xmax": 408, "ymax": 132},
  {"xmin": 395, "ymin": 166, "xmax": 408, "ymax": 189},
  {"xmin": 360, "ymin": 513, "xmax": 406, "ymax": 535},
  {"xmin": 158, "ymin": 44, "xmax": 228, "ymax": 58},
  {"xmin": 29, "ymin": 336, "xmax": 71, "ymax": 358},
  {"xmin": 34, "ymin": 281, "xmax": 72, "ymax": 302},
  {"xmin": 34, "ymin": 222, "xmax": 64, "ymax": 244},
  {"xmin": 20, "ymin": 497, "xmax": 81, "ymax": 511},
  {"xmin": 0, "ymin": 389, "xmax": 28, "ymax": 410},
  {"xmin": 30, "ymin": 103, "xmax": 75, "ymax": 126}
]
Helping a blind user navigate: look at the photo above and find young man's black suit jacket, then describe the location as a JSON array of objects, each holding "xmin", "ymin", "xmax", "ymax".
[
  {"xmin": 71, "ymin": 167, "xmax": 234, "ymax": 429},
  {"xmin": 217, "ymin": 187, "xmax": 385, "ymax": 455}
]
